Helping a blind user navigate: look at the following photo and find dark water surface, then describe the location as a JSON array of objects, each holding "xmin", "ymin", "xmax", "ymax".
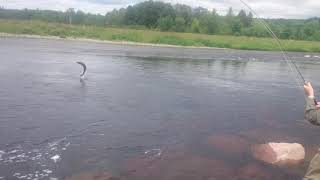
[{"xmin": 1, "ymin": 37, "xmax": 320, "ymax": 180}]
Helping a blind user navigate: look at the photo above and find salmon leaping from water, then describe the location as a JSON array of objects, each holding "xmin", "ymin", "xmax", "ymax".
[{"xmin": 76, "ymin": 61, "xmax": 87, "ymax": 79}]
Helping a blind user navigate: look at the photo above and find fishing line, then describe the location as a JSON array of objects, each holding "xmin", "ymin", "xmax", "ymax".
[{"xmin": 239, "ymin": 0, "xmax": 306, "ymax": 91}]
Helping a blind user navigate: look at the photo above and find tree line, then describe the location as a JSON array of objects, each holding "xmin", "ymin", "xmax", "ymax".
[
  {"xmin": 0, "ymin": 7, "xmax": 105, "ymax": 26},
  {"xmin": 0, "ymin": 1, "xmax": 320, "ymax": 41}
]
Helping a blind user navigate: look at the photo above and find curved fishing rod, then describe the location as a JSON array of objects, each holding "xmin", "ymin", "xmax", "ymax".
[
  {"xmin": 240, "ymin": 0, "xmax": 319, "ymax": 105},
  {"xmin": 239, "ymin": 0, "xmax": 306, "ymax": 88}
]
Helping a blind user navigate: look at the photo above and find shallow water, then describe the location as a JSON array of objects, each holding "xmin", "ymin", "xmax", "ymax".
[{"xmin": 1, "ymin": 37, "xmax": 320, "ymax": 179}]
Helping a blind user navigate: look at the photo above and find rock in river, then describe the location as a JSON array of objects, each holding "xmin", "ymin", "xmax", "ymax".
[{"xmin": 251, "ymin": 142, "xmax": 305, "ymax": 167}]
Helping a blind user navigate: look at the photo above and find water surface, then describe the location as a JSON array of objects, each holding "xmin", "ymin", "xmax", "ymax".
[{"xmin": 1, "ymin": 37, "xmax": 320, "ymax": 179}]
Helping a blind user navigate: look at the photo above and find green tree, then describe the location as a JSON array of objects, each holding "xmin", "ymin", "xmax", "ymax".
[
  {"xmin": 312, "ymin": 31, "xmax": 320, "ymax": 41},
  {"xmin": 157, "ymin": 16, "xmax": 174, "ymax": 31},
  {"xmin": 294, "ymin": 27, "xmax": 307, "ymax": 40},
  {"xmin": 242, "ymin": 21, "xmax": 268, "ymax": 37},
  {"xmin": 174, "ymin": 17, "xmax": 186, "ymax": 32},
  {"xmin": 124, "ymin": 1, "xmax": 175, "ymax": 28},
  {"xmin": 105, "ymin": 9, "xmax": 126, "ymax": 26},
  {"xmin": 238, "ymin": 10, "xmax": 248, "ymax": 27},
  {"xmin": 226, "ymin": 7, "xmax": 234, "ymax": 17},
  {"xmin": 198, "ymin": 13, "xmax": 219, "ymax": 34},
  {"xmin": 247, "ymin": 12, "xmax": 253, "ymax": 26},
  {"xmin": 191, "ymin": 18, "xmax": 200, "ymax": 33},
  {"xmin": 125, "ymin": 6, "xmax": 138, "ymax": 25},
  {"xmin": 193, "ymin": 7, "xmax": 208, "ymax": 18},
  {"xmin": 304, "ymin": 20, "xmax": 319, "ymax": 38},
  {"xmin": 279, "ymin": 27, "xmax": 292, "ymax": 39},
  {"xmin": 66, "ymin": 8, "xmax": 75, "ymax": 24},
  {"xmin": 231, "ymin": 18, "xmax": 242, "ymax": 35},
  {"xmin": 174, "ymin": 4, "xmax": 192, "ymax": 26},
  {"xmin": 73, "ymin": 10, "xmax": 85, "ymax": 25}
]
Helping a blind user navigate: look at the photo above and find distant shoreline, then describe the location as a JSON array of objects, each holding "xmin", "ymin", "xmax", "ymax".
[
  {"xmin": 0, "ymin": 19, "xmax": 319, "ymax": 53},
  {"xmin": 0, "ymin": 32, "xmax": 228, "ymax": 51}
]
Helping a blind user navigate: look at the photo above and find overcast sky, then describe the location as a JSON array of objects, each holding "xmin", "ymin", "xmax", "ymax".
[{"xmin": 1, "ymin": 0, "xmax": 319, "ymax": 19}]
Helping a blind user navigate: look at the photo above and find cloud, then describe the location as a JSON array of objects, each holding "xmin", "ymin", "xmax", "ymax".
[
  {"xmin": 0, "ymin": 0, "xmax": 121, "ymax": 14},
  {"xmin": 0, "ymin": 0, "xmax": 319, "ymax": 18}
]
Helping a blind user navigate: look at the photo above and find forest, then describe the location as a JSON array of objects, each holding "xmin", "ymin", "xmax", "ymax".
[{"xmin": 0, "ymin": 0, "xmax": 319, "ymax": 41}]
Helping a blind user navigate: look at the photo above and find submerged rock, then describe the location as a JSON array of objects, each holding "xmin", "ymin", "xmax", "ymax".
[
  {"xmin": 207, "ymin": 134, "xmax": 251, "ymax": 155},
  {"xmin": 65, "ymin": 172, "xmax": 120, "ymax": 180},
  {"xmin": 237, "ymin": 163, "xmax": 273, "ymax": 180},
  {"xmin": 125, "ymin": 147, "xmax": 235, "ymax": 180},
  {"xmin": 251, "ymin": 142, "xmax": 305, "ymax": 166}
]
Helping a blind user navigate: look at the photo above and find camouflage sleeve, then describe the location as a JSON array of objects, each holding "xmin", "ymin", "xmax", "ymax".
[
  {"xmin": 305, "ymin": 97, "xmax": 320, "ymax": 126},
  {"xmin": 303, "ymin": 153, "xmax": 320, "ymax": 180}
]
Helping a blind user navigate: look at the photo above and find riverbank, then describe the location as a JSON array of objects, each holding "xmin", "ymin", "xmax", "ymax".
[
  {"xmin": 0, "ymin": 32, "xmax": 226, "ymax": 50},
  {"xmin": 0, "ymin": 19, "xmax": 320, "ymax": 52}
]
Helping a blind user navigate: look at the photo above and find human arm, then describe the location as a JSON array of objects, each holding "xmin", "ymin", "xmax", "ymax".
[{"xmin": 304, "ymin": 82, "xmax": 320, "ymax": 126}]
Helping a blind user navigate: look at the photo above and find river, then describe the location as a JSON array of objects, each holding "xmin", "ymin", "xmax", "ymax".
[{"xmin": 0, "ymin": 37, "xmax": 320, "ymax": 180}]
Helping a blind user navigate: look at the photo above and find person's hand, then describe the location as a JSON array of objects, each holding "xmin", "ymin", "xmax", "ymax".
[{"xmin": 304, "ymin": 82, "xmax": 315, "ymax": 97}]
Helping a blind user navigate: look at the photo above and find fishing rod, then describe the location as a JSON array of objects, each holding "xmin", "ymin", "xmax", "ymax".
[
  {"xmin": 239, "ymin": 0, "xmax": 305, "ymax": 84},
  {"xmin": 239, "ymin": 0, "xmax": 318, "ymax": 105}
]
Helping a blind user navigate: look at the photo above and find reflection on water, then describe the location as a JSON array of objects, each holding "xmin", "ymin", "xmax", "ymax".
[{"xmin": 0, "ymin": 38, "xmax": 320, "ymax": 179}]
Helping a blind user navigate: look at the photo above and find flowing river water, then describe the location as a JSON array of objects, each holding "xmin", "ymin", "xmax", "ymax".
[{"xmin": 1, "ymin": 37, "xmax": 320, "ymax": 180}]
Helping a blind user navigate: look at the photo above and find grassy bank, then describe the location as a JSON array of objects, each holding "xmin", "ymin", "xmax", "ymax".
[{"xmin": 0, "ymin": 19, "xmax": 320, "ymax": 52}]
